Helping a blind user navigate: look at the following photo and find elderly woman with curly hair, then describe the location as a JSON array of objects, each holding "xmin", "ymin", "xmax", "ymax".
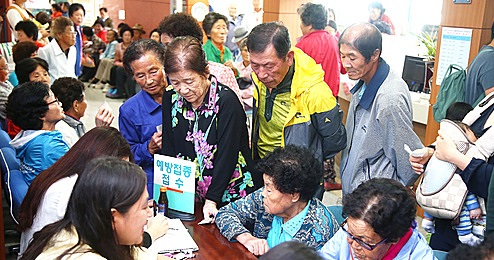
[
  {"xmin": 6, "ymin": 81, "xmax": 69, "ymax": 185},
  {"xmin": 319, "ymin": 178, "xmax": 434, "ymax": 260},
  {"xmin": 216, "ymin": 145, "xmax": 338, "ymax": 256}
]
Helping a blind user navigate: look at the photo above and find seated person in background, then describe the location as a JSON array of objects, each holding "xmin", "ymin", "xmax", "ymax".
[
  {"xmin": 20, "ymin": 157, "xmax": 170, "ymax": 260},
  {"xmin": 234, "ymin": 39, "xmax": 254, "ymax": 109},
  {"xmin": 0, "ymin": 55, "xmax": 13, "ymax": 129},
  {"xmin": 102, "ymin": 26, "xmax": 133, "ymax": 98},
  {"xmin": 50, "ymin": 3, "xmax": 62, "ymax": 19},
  {"xmin": 17, "ymin": 127, "xmax": 168, "ymax": 256},
  {"xmin": 319, "ymin": 178, "xmax": 434, "ymax": 259},
  {"xmin": 79, "ymin": 26, "xmax": 106, "ymax": 82},
  {"xmin": 157, "ymin": 12, "xmax": 241, "ymax": 101},
  {"xmin": 149, "ymin": 28, "xmax": 161, "ymax": 43},
  {"xmin": 216, "ymin": 145, "xmax": 338, "ymax": 256},
  {"xmin": 259, "ymin": 241, "xmax": 324, "ymax": 260},
  {"xmin": 52, "ymin": 77, "xmax": 113, "ymax": 147},
  {"xmin": 11, "ymin": 41, "xmax": 38, "ymax": 87},
  {"xmin": 12, "ymin": 41, "xmax": 38, "ymax": 65},
  {"xmin": 15, "ymin": 57, "xmax": 50, "ymax": 86},
  {"xmin": 90, "ymin": 29, "xmax": 117, "ymax": 87},
  {"xmin": 6, "ymin": 81, "xmax": 69, "ymax": 185},
  {"xmin": 368, "ymin": 1, "xmax": 395, "ymax": 35},
  {"xmin": 92, "ymin": 18, "xmax": 107, "ymax": 43},
  {"xmin": 38, "ymin": 17, "xmax": 76, "ymax": 84},
  {"xmin": 202, "ymin": 12, "xmax": 238, "ymax": 76},
  {"xmin": 15, "ymin": 20, "xmax": 45, "ymax": 48}
]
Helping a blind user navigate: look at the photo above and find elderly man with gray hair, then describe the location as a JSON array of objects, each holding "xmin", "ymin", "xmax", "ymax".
[{"xmin": 339, "ymin": 23, "xmax": 423, "ymax": 195}]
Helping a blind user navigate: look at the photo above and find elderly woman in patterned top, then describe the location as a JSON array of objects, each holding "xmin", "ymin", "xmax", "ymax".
[
  {"xmin": 216, "ymin": 145, "xmax": 338, "ymax": 256},
  {"xmin": 161, "ymin": 36, "xmax": 259, "ymax": 222}
]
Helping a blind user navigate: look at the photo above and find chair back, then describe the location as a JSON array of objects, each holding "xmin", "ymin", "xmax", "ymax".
[{"xmin": 0, "ymin": 146, "xmax": 27, "ymax": 223}]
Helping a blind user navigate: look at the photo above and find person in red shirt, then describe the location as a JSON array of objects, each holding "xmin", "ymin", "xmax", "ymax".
[
  {"xmin": 93, "ymin": 19, "xmax": 108, "ymax": 43},
  {"xmin": 368, "ymin": 1, "xmax": 395, "ymax": 35},
  {"xmin": 296, "ymin": 3, "xmax": 343, "ymax": 191}
]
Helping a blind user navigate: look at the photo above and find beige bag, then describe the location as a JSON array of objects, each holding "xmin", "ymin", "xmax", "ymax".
[{"xmin": 416, "ymin": 119, "xmax": 472, "ymax": 219}]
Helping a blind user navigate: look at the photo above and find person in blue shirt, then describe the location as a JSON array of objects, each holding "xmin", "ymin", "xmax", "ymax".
[
  {"xmin": 6, "ymin": 81, "xmax": 69, "ymax": 185},
  {"xmin": 216, "ymin": 145, "xmax": 338, "ymax": 256},
  {"xmin": 119, "ymin": 39, "xmax": 166, "ymax": 197}
]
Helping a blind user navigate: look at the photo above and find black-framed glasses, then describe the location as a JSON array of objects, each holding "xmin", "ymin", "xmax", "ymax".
[
  {"xmin": 47, "ymin": 98, "xmax": 60, "ymax": 106},
  {"xmin": 340, "ymin": 219, "xmax": 388, "ymax": 251}
]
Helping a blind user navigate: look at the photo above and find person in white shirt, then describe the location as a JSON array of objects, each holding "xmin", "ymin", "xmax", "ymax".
[{"xmin": 37, "ymin": 17, "xmax": 76, "ymax": 84}]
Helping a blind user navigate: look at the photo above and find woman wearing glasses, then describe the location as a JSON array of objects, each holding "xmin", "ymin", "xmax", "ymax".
[
  {"xmin": 319, "ymin": 178, "xmax": 434, "ymax": 259},
  {"xmin": 7, "ymin": 81, "xmax": 69, "ymax": 186}
]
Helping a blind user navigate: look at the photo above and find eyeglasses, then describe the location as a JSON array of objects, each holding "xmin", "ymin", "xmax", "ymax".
[
  {"xmin": 340, "ymin": 219, "xmax": 388, "ymax": 251},
  {"xmin": 47, "ymin": 98, "xmax": 60, "ymax": 106},
  {"xmin": 65, "ymin": 31, "xmax": 77, "ymax": 36}
]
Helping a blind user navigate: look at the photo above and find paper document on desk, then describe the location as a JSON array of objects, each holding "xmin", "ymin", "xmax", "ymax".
[{"xmin": 149, "ymin": 219, "xmax": 199, "ymax": 254}]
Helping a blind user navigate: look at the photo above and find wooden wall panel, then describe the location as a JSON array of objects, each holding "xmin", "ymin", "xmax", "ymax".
[
  {"xmin": 123, "ymin": 0, "xmax": 170, "ymax": 38},
  {"xmin": 441, "ymin": 0, "xmax": 494, "ymax": 29}
]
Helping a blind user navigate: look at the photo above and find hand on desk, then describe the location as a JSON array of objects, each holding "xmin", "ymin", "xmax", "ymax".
[
  {"xmin": 202, "ymin": 199, "xmax": 218, "ymax": 223},
  {"xmin": 236, "ymin": 233, "xmax": 269, "ymax": 256},
  {"xmin": 147, "ymin": 215, "xmax": 169, "ymax": 241}
]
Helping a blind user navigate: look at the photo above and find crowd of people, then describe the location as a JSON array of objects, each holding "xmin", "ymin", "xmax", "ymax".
[{"xmin": 0, "ymin": 0, "xmax": 493, "ymax": 259}]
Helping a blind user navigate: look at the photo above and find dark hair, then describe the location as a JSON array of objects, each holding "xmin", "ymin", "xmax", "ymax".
[
  {"xmin": 35, "ymin": 12, "xmax": 51, "ymax": 26},
  {"xmin": 12, "ymin": 41, "xmax": 38, "ymax": 63},
  {"xmin": 69, "ymin": 3, "xmax": 85, "ymax": 16},
  {"xmin": 123, "ymin": 39, "xmax": 165, "ymax": 75},
  {"xmin": 51, "ymin": 16, "xmax": 74, "ymax": 39},
  {"xmin": 21, "ymin": 157, "xmax": 146, "ymax": 260},
  {"xmin": 117, "ymin": 22, "xmax": 129, "ymax": 30},
  {"xmin": 92, "ymin": 18, "xmax": 104, "ymax": 28},
  {"xmin": 18, "ymin": 126, "xmax": 132, "ymax": 232},
  {"xmin": 164, "ymin": 36, "xmax": 208, "ymax": 75},
  {"xmin": 247, "ymin": 22, "xmax": 291, "ymax": 59},
  {"xmin": 259, "ymin": 241, "xmax": 323, "ymax": 260},
  {"xmin": 202, "ymin": 12, "xmax": 228, "ymax": 39},
  {"xmin": 368, "ymin": 1, "xmax": 385, "ymax": 13},
  {"xmin": 150, "ymin": 28, "xmax": 160, "ymax": 38},
  {"xmin": 491, "ymin": 21, "xmax": 494, "ymax": 41},
  {"xmin": 51, "ymin": 77, "xmax": 85, "ymax": 112},
  {"xmin": 61, "ymin": 2, "xmax": 70, "ymax": 9},
  {"xmin": 120, "ymin": 26, "xmax": 134, "ymax": 38},
  {"xmin": 343, "ymin": 178, "xmax": 416, "ymax": 243},
  {"xmin": 82, "ymin": 26, "xmax": 94, "ymax": 37},
  {"xmin": 370, "ymin": 20, "xmax": 391, "ymax": 35},
  {"xmin": 51, "ymin": 3, "xmax": 62, "ymax": 13},
  {"xmin": 298, "ymin": 3, "xmax": 327, "ymax": 31},
  {"xmin": 15, "ymin": 20, "xmax": 39, "ymax": 41},
  {"xmin": 99, "ymin": 7, "xmax": 108, "ymax": 13},
  {"xmin": 6, "ymin": 81, "xmax": 51, "ymax": 130},
  {"xmin": 339, "ymin": 23, "xmax": 382, "ymax": 62},
  {"xmin": 447, "ymin": 237, "xmax": 494, "ymax": 260},
  {"xmin": 446, "ymin": 102, "xmax": 473, "ymax": 121},
  {"xmin": 15, "ymin": 57, "xmax": 49, "ymax": 84},
  {"xmin": 158, "ymin": 13, "xmax": 204, "ymax": 42},
  {"xmin": 327, "ymin": 20, "xmax": 337, "ymax": 32},
  {"xmin": 256, "ymin": 145, "xmax": 322, "ymax": 202}
]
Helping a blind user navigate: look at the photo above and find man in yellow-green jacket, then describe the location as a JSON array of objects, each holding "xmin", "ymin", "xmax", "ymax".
[{"xmin": 247, "ymin": 22, "xmax": 347, "ymax": 198}]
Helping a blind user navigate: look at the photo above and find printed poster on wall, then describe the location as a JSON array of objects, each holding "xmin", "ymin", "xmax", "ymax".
[
  {"xmin": 154, "ymin": 154, "xmax": 195, "ymax": 214},
  {"xmin": 435, "ymin": 27, "xmax": 472, "ymax": 85}
]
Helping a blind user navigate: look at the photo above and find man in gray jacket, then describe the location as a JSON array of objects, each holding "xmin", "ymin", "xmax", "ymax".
[{"xmin": 339, "ymin": 23, "xmax": 423, "ymax": 195}]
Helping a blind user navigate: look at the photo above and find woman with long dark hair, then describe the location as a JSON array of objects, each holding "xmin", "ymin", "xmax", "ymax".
[{"xmin": 21, "ymin": 157, "xmax": 161, "ymax": 259}]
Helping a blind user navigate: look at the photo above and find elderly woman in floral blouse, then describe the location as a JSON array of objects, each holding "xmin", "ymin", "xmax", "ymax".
[
  {"xmin": 161, "ymin": 36, "xmax": 259, "ymax": 221},
  {"xmin": 216, "ymin": 145, "xmax": 338, "ymax": 256}
]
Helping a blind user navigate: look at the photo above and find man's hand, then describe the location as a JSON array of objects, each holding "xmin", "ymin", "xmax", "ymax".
[
  {"xmin": 95, "ymin": 107, "xmax": 114, "ymax": 126},
  {"xmin": 148, "ymin": 131, "xmax": 162, "ymax": 155},
  {"xmin": 409, "ymin": 147, "xmax": 434, "ymax": 174},
  {"xmin": 146, "ymin": 215, "xmax": 168, "ymax": 241},
  {"xmin": 236, "ymin": 233, "xmax": 269, "ymax": 256}
]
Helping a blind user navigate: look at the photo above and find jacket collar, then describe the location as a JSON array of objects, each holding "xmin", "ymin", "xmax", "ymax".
[{"xmin": 351, "ymin": 59, "xmax": 390, "ymax": 110}]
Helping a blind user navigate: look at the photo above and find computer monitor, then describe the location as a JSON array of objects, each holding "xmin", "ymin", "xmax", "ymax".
[{"xmin": 402, "ymin": 55, "xmax": 426, "ymax": 93}]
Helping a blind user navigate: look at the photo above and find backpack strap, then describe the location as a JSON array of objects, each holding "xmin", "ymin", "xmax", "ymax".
[{"xmin": 463, "ymin": 92, "xmax": 494, "ymax": 125}]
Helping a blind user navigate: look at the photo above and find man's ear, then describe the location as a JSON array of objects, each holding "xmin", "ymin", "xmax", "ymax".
[
  {"xmin": 286, "ymin": 50, "xmax": 295, "ymax": 66},
  {"xmin": 291, "ymin": 192, "xmax": 300, "ymax": 203},
  {"xmin": 371, "ymin": 49, "xmax": 381, "ymax": 62}
]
